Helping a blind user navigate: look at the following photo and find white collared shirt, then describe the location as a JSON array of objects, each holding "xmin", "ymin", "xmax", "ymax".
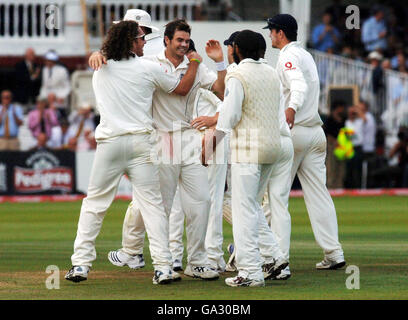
[
  {"xmin": 92, "ymin": 55, "xmax": 179, "ymax": 141},
  {"xmin": 143, "ymin": 49, "xmax": 217, "ymax": 132},
  {"xmin": 276, "ymin": 41, "xmax": 323, "ymax": 127}
]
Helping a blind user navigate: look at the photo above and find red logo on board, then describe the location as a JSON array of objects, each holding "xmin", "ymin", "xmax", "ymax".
[{"xmin": 285, "ymin": 62, "xmax": 292, "ymax": 69}]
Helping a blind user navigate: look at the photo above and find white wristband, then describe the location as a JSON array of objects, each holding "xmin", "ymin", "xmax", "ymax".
[{"xmin": 215, "ymin": 61, "xmax": 227, "ymax": 72}]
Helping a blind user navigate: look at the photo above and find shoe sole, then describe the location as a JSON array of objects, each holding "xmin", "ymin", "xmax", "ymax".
[
  {"xmin": 316, "ymin": 261, "xmax": 346, "ymax": 270},
  {"xmin": 172, "ymin": 276, "xmax": 182, "ymax": 282},
  {"xmin": 273, "ymin": 273, "xmax": 291, "ymax": 280},
  {"xmin": 65, "ymin": 275, "xmax": 87, "ymax": 283},
  {"xmin": 153, "ymin": 277, "xmax": 173, "ymax": 285},
  {"xmin": 225, "ymin": 281, "xmax": 265, "ymax": 287},
  {"xmin": 184, "ymin": 273, "xmax": 219, "ymax": 281},
  {"xmin": 265, "ymin": 262, "xmax": 289, "ymax": 280}
]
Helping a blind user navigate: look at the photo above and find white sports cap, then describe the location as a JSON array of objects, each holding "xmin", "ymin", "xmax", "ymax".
[
  {"xmin": 368, "ymin": 51, "xmax": 383, "ymax": 61},
  {"xmin": 44, "ymin": 50, "xmax": 59, "ymax": 61},
  {"xmin": 113, "ymin": 9, "xmax": 159, "ymax": 32}
]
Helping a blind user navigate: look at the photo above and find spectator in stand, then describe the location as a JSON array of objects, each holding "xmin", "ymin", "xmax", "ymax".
[
  {"xmin": 392, "ymin": 51, "xmax": 408, "ymax": 74},
  {"xmin": 382, "ymin": 59, "xmax": 392, "ymax": 70},
  {"xmin": 14, "ymin": 48, "xmax": 42, "ymax": 109},
  {"xmin": 344, "ymin": 105, "xmax": 364, "ymax": 188},
  {"xmin": 312, "ymin": 12, "xmax": 341, "ymax": 53},
  {"xmin": 47, "ymin": 117, "xmax": 70, "ymax": 150},
  {"xmin": 29, "ymin": 132, "xmax": 51, "ymax": 152},
  {"xmin": 358, "ymin": 100, "xmax": 377, "ymax": 160},
  {"xmin": 39, "ymin": 50, "xmax": 71, "ymax": 119},
  {"xmin": 324, "ymin": 0, "xmax": 347, "ymax": 31},
  {"xmin": 361, "ymin": 6, "xmax": 387, "ymax": 53},
  {"xmin": 66, "ymin": 102, "xmax": 96, "ymax": 151},
  {"xmin": 323, "ymin": 101, "xmax": 347, "ymax": 188},
  {"xmin": 0, "ymin": 90, "xmax": 24, "ymax": 151},
  {"xmin": 371, "ymin": 127, "xmax": 408, "ymax": 187},
  {"xmin": 358, "ymin": 100, "xmax": 377, "ymax": 187},
  {"xmin": 27, "ymin": 98, "xmax": 59, "ymax": 140}
]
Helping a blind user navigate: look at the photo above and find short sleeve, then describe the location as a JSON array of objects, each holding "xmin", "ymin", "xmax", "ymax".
[
  {"xmin": 198, "ymin": 63, "xmax": 217, "ymax": 90},
  {"xmin": 148, "ymin": 61, "xmax": 180, "ymax": 93}
]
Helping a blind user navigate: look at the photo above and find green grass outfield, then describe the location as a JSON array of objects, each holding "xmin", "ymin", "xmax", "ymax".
[{"xmin": 0, "ymin": 196, "xmax": 407, "ymax": 300}]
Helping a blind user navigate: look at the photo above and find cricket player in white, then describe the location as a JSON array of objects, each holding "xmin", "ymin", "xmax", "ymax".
[
  {"xmin": 65, "ymin": 20, "xmax": 202, "ymax": 285},
  {"xmin": 264, "ymin": 14, "xmax": 346, "ymax": 273},
  {"xmin": 92, "ymin": 19, "xmax": 227, "ymax": 280},
  {"xmin": 204, "ymin": 30, "xmax": 288, "ymax": 287}
]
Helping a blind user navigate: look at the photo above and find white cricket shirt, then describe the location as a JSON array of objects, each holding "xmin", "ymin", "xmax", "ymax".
[
  {"xmin": 143, "ymin": 49, "xmax": 217, "ymax": 132},
  {"xmin": 276, "ymin": 41, "xmax": 323, "ymax": 127},
  {"xmin": 92, "ymin": 55, "xmax": 179, "ymax": 141}
]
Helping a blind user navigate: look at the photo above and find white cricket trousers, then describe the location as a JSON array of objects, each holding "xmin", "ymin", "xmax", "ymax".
[
  {"xmin": 231, "ymin": 162, "xmax": 283, "ymax": 280},
  {"xmin": 262, "ymin": 135, "xmax": 294, "ymax": 261},
  {"xmin": 121, "ymin": 129, "xmax": 212, "ymax": 267},
  {"xmin": 71, "ymin": 133, "xmax": 172, "ymax": 271},
  {"xmin": 291, "ymin": 125, "xmax": 343, "ymax": 258},
  {"xmin": 120, "ymin": 185, "xmax": 185, "ymax": 262},
  {"xmin": 205, "ymin": 162, "xmax": 228, "ymax": 269},
  {"xmin": 125, "ymin": 161, "xmax": 228, "ymax": 268}
]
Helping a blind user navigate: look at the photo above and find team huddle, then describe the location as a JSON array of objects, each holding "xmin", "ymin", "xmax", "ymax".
[{"xmin": 65, "ymin": 9, "xmax": 346, "ymax": 287}]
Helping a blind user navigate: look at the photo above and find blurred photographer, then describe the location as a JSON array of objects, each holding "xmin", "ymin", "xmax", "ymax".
[{"xmin": 344, "ymin": 105, "xmax": 364, "ymax": 188}]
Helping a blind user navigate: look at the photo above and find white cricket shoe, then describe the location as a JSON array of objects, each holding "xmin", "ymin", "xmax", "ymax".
[
  {"xmin": 172, "ymin": 259, "xmax": 183, "ymax": 272},
  {"xmin": 108, "ymin": 250, "xmax": 145, "ymax": 269},
  {"xmin": 184, "ymin": 265, "xmax": 219, "ymax": 280},
  {"xmin": 316, "ymin": 256, "xmax": 346, "ymax": 270},
  {"xmin": 65, "ymin": 265, "xmax": 90, "ymax": 283},
  {"xmin": 274, "ymin": 265, "xmax": 291, "ymax": 280},
  {"xmin": 225, "ymin": 275, "xmax": 265, "ymax": 287},
  {"xmin": 152, "ymin": 270, "xmax": 172, "ymax": 285},
  {"xmin": 262, "ymin": 257, "xmax": 289, "ymax": 280}
]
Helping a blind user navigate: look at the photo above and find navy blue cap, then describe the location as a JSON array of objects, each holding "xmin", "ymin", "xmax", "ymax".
[
  {"xmin": 263, "ymin": 14, "xmax": 298, "ymax": 36},
  {"xmin": 223, "ymin": 31, "xmax": 240, "ymax": 46}
]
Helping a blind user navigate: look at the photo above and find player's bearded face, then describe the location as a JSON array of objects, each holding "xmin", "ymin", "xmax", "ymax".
[
  {"xmin": 168, "ymin": 30, "xmax": 190, "ymax": 58},
  {"xmin": 232, "ymin": 46, "xmax": 240, "ymax": 65}
]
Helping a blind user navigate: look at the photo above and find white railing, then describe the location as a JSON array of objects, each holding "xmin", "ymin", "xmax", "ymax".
[
  {"xmin": 0, "ymin": 0, "xmax": 200, "ymax": 38},
  {"xmin": 0, "ymin": 0, "xmax": 65, "ymax": 39},
  {"xmin": 0, "ymin": 0, "xmax": 202, "ymax": 55},
  {"xmin": 310, "ymin": 49, "xmax": 408, "ymax": 137}
]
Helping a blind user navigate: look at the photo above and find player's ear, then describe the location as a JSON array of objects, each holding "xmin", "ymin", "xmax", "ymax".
[{"xmin": 164, "ymin": 36, "xmax": 170, "ymax": 47}]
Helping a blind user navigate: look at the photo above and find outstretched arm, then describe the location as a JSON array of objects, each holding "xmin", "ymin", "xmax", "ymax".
[
  {"xmin": 206, "ymin": 40, "xmax": 226, "ymax": 100},
  {"xmin": 172, "ymin": 51, "xmax": 202, "ymax": 96}
]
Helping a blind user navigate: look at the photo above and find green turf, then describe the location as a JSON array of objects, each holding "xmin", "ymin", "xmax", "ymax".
[{"xmin": 0, "ymin": 196, "xmax": 407, "ymax": 300}]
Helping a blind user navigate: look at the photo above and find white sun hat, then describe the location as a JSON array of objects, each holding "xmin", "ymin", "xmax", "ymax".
[
  {"xmin": 113, "ymin": 9, "xmax": 159, "ymax": 32},
  {"xmin": 44, "ymin": 50, "xmax": 59, "ymax": 62}
]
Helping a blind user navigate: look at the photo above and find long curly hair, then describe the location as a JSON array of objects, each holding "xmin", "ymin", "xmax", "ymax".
[{"xmin": 101, "ymin": 20, "xmax": 140, "ymax": 61}]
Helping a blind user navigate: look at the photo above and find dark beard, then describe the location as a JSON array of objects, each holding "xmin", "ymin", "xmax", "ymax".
[{"xmin": 233, "ymin": 49, "xmax": 240, "ymax": 64}]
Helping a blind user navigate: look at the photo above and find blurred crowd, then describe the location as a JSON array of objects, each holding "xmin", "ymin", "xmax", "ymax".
[
  {"xmin": 323, "ymin": 99, "xmax": 408, "ymax": 188},
  {"xmin": 310, "ymin": 1, "xmax": 408, "ymax": 74},
  {"xmin": 0, "ymin": 48, "xmax": 98, "ymax": 153}
]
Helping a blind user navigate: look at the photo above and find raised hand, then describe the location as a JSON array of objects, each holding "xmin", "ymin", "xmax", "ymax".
[
  {"xmin": 89, "ymin": 51, "xmax": 107, "ymax": 70},
  {"xmin": 205, "ymin": 40, "xmax": 224, "ymax": 63},
  {"xmin": 187, "ymin": 51, "xmax": 203, "ymax": 64}
]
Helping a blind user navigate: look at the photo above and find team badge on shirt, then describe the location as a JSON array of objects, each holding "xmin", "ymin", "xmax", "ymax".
[{"xmin": 284, "ymin": 61, "xmax": 296, "ymax": 71}]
